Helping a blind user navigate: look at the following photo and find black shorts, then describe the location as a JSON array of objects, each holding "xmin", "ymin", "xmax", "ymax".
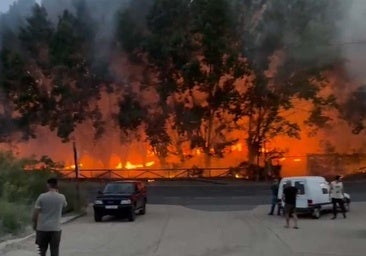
[
  {"xmin": 35, "ymin": 230, "xmax": 62, "ymax": 247},
  {"xmin": 285, "ymin": 204, "xmax": 296, "ymax": 214}
]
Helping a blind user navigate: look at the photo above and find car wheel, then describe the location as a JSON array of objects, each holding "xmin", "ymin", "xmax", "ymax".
[
  {"xmin": 140, "ymin": 201, "xmax": 147, "ymax": 215},
  {"xmin": 94, "ymin": 212, "xmax": 103, "ymax": 222},
  {"xmin": 345, "ymin": 201, "xmax": 350, "ymax": 212},
  {"xmin": 312, "ymin": 207, "xmax": 321, "ymax": 219},
  {"xmin": 128, "ymin": 206, "xmax": 136, "ymax": 222}
]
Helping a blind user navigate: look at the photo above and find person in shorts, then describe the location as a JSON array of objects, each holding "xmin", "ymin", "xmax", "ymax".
[
  {"xmin": 282, "ymin": 181, "xmax": 299, "ymax": 229},
  {"xmin": 32, "ymin": 178, "xmax": 67, "ymax": 256}
]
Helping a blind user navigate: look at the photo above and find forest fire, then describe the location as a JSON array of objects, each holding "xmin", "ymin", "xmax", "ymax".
[
  {"xmin": 1, "ymin": 0, "xmax": 366, "ymax": 181},
  {"xmin": 117, "ymin": 161, "xmax": 155, "ymax": 170}
]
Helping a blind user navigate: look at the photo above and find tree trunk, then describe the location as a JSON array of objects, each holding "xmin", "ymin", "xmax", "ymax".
[
  {"xmin": 158, "ymin": 156, "xmax": 168, "ymax": 169},
  {"xmin": 205, "ymin": 107, "xmax": 215, "ymax": 171}
]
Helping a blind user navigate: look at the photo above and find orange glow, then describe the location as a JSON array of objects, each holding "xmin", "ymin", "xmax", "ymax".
[
  {"xmin": 125, "ymin": 162, "xmax": 143, "ymax": 169},
  {"xmin": 145, "ymin": 161, "xmax": 155, "ymax": 167},
  {"xmin": 279, "ymin": 158, "xmax": 286, "ymax": 162},
  {"xmin": 124, "ymin": 160, "xmax": 155, "ymax": 169},
  {"xmin": 65, "ymin": 163, "xmax": 83, "ymax": 170},
  {"xmin": 293, "ymin": 158, "xmax": 302, "ymax": 162},
  {"xmin": 231, "ymin": 143, "xmax": 243, "ymax": 152}
]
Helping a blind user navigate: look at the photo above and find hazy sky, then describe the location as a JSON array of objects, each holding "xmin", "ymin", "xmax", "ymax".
[{"xmin": 0, "ymin": 0, "xmax": 41, "ymax": 13}]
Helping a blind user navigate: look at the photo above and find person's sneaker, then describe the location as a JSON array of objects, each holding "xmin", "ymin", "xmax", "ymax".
[
  {"xmin": 268, "ymin": 213, "xmax": 273, "ymax": 215},
  {"xmin": 293, "ymin": 226, "xmax": 299, "ymax": 229}
]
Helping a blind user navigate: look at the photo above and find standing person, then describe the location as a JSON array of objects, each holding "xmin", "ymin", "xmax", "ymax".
[
  {"xmin": 282, "ymin": 181, "xmax": 299, "ymax": 229},
  {"xmin": 330, "ymin": 175, "xmax": 346, "ymax": 219},
  {"xmin": 268, "ymin": 179, "xmax": 281, "ymax": 215},
  {"xmin": 32, "ymin": 178, "xmax": 67, "ymax": 256}
]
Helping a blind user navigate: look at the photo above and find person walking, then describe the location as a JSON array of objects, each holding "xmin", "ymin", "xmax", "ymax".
[
  {"xmin": 268, "ymin": 179, "xmax": 281, "ymax": 215},
  {"xmin": 32, "ymin": 178, "xmax": 67, "ymax": 256},
  {"xmin": 330, "ymin": 175, "xmax": 346, "ymax": 219},
  {"xmin": 282, "ymin": 181, "xmax": 299, "ymax": 229}
]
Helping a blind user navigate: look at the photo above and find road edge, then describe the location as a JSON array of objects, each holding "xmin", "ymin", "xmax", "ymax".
[{"xmin": 0, "ymin": 211, "xmax": 86, "ymax": 251}]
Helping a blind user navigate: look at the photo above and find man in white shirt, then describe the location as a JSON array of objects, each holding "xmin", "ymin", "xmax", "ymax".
[
  {"xmin": 32, "ymin": 178, "xmax": 67, "ymax": 256},
  {"xmin": 330, "ymin": 175, "xmax": 346, "ymax": 219}
]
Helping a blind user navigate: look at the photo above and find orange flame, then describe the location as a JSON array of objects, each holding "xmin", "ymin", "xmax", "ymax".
[
  {"xmin": 65, "ymin": 163, "xmax": 83, "ymax": 170},
  {"xmin": 116, "ymin": 161, "xmax": 155, "ymax": 169}
]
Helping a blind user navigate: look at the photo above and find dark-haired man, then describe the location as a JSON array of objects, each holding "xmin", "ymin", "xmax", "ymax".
[
  {"xmin": 283, "ymin": 181, "xmax": 299, "ymax": 229},
  {"xmin": 32, "ymin": 178, "xmax": 67, "ymax": 256}
]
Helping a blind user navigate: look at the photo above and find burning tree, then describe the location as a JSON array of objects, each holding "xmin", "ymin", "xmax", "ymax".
[
  {"xmin": 0, "ymin": 4, "xmax": 103, "ymax": 143},
  {"xmin": 342, "ymin": 85, "xmax": 366, "ymax": 134},
  {"xmin": 1, "ymin": 0, "xmax": 363, "ymax": 175},
  {"xmin": 227, "ymin": 0, "xmax": 346, "ymax": 175},
  {"xmin": 116, "ymin": 0, "xmax": 247, "ymax": 168}
]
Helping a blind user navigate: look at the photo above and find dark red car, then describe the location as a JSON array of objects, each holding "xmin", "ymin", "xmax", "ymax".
[{"xmin": 93, "ymin": 181, "xmax": 147, "ymax": 222}]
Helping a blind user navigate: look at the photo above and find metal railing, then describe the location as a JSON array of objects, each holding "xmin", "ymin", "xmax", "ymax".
[{"xmin": 59, "ymin": 167, "xmax": 250, "ymax": 180}]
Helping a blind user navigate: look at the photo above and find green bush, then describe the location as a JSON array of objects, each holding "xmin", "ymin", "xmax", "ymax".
[
  {"xmin": 0, "ymin": 151, "xmax": 85, "ymax": 236},
  {"xmin": 0, "ymin": 200, "xmax": 30, "ymax": 235}
]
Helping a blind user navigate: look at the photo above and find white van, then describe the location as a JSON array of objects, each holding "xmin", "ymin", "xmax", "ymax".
[{"xmin": 277, "ymin": 176, "xmax": 350, "ymax": 219}]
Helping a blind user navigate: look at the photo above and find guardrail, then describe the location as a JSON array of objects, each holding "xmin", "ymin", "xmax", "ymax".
[{"xmin": 59, "ymin": 167, "xmax": 250, "ymax": 180}]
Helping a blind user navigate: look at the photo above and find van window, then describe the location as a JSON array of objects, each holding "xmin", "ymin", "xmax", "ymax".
[
  {"xmin": 320, "ymin": 182, "xmax": 329, "ymax": 194},
  {"xmin": 294, "ymin": 181, "xmax": 305, "ymax": 195}
]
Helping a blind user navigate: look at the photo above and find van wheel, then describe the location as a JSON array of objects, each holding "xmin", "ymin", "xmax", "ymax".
[
  {"xmin": 312, "ymin": 208, "xmax": 321, "ymax": 219},
  {"xmin": 345, "ymin": 202, "xmax": 350, "ymax": 212}
]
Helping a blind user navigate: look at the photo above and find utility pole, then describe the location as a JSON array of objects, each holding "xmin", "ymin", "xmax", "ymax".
[
  {"xmin": 73, "ymin": 141, "xmax": 81, "ymax": 211},
  {"xmin": 73, "ymin": 141, "xmax": 79, "ymax": 179}
]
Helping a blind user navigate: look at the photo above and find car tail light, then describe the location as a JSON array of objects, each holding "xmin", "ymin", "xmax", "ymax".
[{"xmin": 307, "ymin": 199, "xmax": 313, "ymax": 206}]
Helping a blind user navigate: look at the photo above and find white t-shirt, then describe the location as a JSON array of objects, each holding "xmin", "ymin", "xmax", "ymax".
[{"xmin": 330, "ymin": 181, "xmax": 344, "ymax": 199}]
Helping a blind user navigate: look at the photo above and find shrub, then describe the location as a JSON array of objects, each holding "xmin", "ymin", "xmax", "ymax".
[
  {"xmin": 0, "ymin": 151, "xmax": 85, "ymax": 236},
  {"xmin": 0, "ymin": 200, "xmax": 30, "ymax": 235}
]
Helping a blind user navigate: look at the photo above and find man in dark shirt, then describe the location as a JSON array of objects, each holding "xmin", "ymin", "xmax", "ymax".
[{"xmin": 282, "ymin": 181, "xmax": 299, "ymax": 229}]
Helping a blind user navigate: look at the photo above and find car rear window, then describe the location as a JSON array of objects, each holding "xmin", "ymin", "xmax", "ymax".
[{"xmin": 104, "ymin": 183, "xmax": 134, "ymax": 194}]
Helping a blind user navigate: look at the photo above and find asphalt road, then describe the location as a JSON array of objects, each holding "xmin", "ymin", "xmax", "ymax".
[
  {"xmin": 3, "ymin": 203, "xmax": 366, "ymax": 256},
  {"xmin": 83, "ymin": 179, "xmax": 366, "ymax": 211}
]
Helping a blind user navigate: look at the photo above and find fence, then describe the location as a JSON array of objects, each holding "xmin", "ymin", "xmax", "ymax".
[{"xmin": 60, "ymin": 167, "xmax": 250, "ymax": 180}]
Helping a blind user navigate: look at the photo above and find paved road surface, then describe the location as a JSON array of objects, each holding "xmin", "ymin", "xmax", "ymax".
[
  {"xmin": 2, "ymin": 180, "xmax": 365, "ymax": 256},
  {"xmin": 2, "ymin": 203, "xmax": 366, "ymax": 256},
  {"xmin": 85, "ymin": 180, "xmax": 366, "ymax": 211}
]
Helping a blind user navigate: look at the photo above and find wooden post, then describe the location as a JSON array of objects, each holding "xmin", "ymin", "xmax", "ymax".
[
  {"xmin": 73, "ymin": 141, "xmax": 79, "ymax": 179},
  {"xmin": 73, "ymin": 141, "xmax": 81, "ymax": 211}
]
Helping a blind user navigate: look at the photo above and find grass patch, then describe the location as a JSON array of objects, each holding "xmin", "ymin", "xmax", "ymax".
[
  {"xmin": 0, "ymin": 200, "xmax": 31, "ymax": 236},
  {"xmin": 0, "ymin": 151, "xmax": 86, "ymax": 235}
]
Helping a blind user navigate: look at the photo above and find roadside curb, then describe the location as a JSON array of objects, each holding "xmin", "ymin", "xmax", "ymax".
[
  {"xmin": 0, "ymin": 211, "xmax": 86, "ymax": 251},
  {"xmin": 195, "ymin": 179, "xmax": 227, "ymax": 185}
]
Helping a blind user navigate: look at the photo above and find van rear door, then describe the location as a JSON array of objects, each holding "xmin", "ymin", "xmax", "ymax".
[{"xmin": 293, "ymin": 179, "xmax": 308, "ymax": 208}]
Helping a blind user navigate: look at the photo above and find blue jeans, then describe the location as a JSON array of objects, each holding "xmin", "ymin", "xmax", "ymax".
[{"xmin": 269, "ymin": 197, "xmax": 281, "ymax": 215}]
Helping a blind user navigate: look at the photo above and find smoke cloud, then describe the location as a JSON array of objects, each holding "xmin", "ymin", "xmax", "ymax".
[{"xmin": 338, "ymin": 0, "xmax": 366, "ymax": 83}]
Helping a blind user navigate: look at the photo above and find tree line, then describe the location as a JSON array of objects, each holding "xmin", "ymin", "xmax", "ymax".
[{"xmin": 0, "ymin": 0, "xmax": 364, "ymax": 168}]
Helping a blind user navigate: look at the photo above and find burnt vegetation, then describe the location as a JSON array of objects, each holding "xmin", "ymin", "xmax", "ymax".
[{"xmin": 0, "ymin": 0, "xmax": 365, "ymax": 170}]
